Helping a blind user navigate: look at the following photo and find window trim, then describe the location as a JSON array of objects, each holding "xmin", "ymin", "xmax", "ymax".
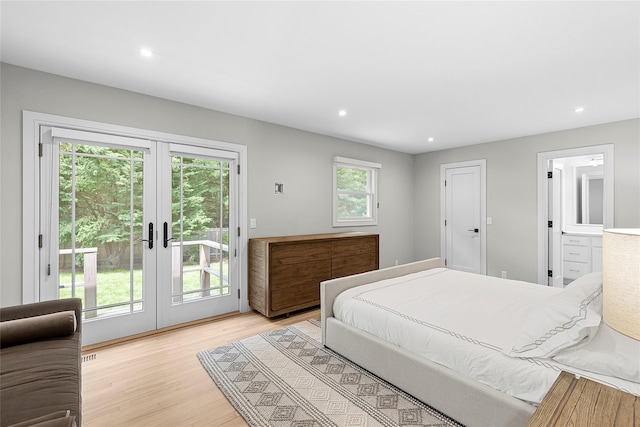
[{"xmin": 332, "ymin": 156, "xmax": 381, "ymax": 227}]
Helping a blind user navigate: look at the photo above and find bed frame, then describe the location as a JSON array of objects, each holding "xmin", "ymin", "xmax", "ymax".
[{"xmin": 320, "ymin": 257, "xmax": 536, "ymax": 427}]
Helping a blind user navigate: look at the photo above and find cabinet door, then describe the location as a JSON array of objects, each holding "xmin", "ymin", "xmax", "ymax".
[{"xmin": 591, "ymin": 247, "xmax": 603, "ymax": 272}]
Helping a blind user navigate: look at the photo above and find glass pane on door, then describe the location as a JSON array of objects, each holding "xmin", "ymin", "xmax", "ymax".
[
  {"xmin": 171, "ymin": 156, "xmax": 230, "ymax": 304},
  {"xmin": 57, "ymin": 142, "xmax": 145, "ymax": 320}
]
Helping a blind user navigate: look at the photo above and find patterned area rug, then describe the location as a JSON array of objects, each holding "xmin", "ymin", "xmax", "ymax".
[{"xmin": 197, "ymin": 319, "xmax": 463, "ymax": 427}]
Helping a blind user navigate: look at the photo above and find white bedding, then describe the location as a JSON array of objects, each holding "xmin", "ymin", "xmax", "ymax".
[{"xmin": 333, "ymin": 267, "xmax": 640, "ymax": 404}]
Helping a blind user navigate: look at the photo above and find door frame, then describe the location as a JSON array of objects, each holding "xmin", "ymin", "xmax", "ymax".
[
  {"xmin": 440, "ymin": 159, "xmax": 487, "ymax": 275},
  {"xmin": 22, "ymin": 111, "xmax": 249, "ymax": 313},
  {"xmin": 549, "ymin": 162, "xmax": 564, "ymax": 287},
  {"xmin": 536, "ymin": 144, "xmax": 614, "ymax": 285}
]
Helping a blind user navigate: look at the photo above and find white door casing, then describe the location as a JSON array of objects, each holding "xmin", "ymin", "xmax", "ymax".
[
  {"xmin": 549, "ymin": 163, "xmax": 564, "ymax": 287},
  {"xmin": 536, "ymin": 145, "xmax": 613, "ymax": 285},
  {"xmin": 440, "ymin": 160, "xmax": 486, "ymax": 275}
]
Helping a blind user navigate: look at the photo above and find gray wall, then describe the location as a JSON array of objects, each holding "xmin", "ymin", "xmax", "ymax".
[
  {"xmin": 2, "ymin": 63, "xmax": 638, "ymax": 306},
  {"xmin": 414, "ymin": 119, "xmax": 640, "ymax": 283},
  {"xmin": 0, "ymin": 63, "xmax": 415, "ymax": 306}
]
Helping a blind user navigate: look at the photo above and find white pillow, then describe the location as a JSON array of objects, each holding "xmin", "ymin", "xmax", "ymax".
[
  {"xmin": 505, "ymin": 272, "xmax": 603, "ymax": 358},
  {"xmin": 553, "ymin": 323, "xmax": 640, "ymax": 383}
]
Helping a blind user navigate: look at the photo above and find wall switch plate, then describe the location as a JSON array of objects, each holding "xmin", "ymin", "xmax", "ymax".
[
  {"xmin": 501, "ymin": 271, "xmax": 507, "ymax": 279},
  {"xmin": 487, "ymin": 217, "xmax": 493, "ymax": 225},
  {"xmin": 250, "ymin": 218, "xmax": 257, "ymax": 229}
]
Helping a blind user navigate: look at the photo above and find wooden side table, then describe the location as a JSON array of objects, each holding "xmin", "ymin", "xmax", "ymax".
[{"xmin": 527, "ymin": 371, "xmax": 639, "ymax": 426}]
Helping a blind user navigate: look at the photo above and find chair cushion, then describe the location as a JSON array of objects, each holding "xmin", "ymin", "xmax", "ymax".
[{"xmin": 0, "ymin": 337, "xmax": 80, "ymax": 427}]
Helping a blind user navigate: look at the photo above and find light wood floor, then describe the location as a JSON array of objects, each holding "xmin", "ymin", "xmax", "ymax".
[{"xmin": 81, "ymin": 308, "xmax": 320, "ymax": 426}]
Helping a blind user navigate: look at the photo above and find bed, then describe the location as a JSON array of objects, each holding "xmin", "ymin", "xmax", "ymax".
[{"xmin": 320, "ymin": 257, "xmax": 640, "ymax": 427}]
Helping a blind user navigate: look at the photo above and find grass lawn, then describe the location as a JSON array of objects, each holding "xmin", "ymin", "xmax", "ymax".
[{"xmin": 59, "ymin": 262, "xmax": 229, "ymax": 315}]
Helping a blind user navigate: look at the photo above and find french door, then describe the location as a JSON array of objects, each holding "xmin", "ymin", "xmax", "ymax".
[
  {"xmin": 157, "ymin": 143, "xmax": 238, "ymax": 328},
  {"xmin": 40, "ymin": 127, "xmax": 239, "ymax": 345}
]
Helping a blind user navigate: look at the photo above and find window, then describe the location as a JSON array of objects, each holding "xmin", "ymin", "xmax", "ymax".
[{"xmin": 333, "ymin": 156, "xmax": 381, "ymax": 227}]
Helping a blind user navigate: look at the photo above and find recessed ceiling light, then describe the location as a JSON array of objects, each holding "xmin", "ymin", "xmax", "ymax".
[
  {"xmin": 140, "ymin": 48, "xmax": 153, "ymax": 58},
  {"xmin": 574, "ymin": 106, "xmax": 585, "ymax": 113},
  {"xmin": 338, "ymin": 110, "xmax": 347, "ymax": 117},
  {"xmin": 427, "ymin": 137, "xmax": 435, "ymax": 143}
]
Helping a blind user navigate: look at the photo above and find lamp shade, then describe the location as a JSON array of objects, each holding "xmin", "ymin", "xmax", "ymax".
[{"xmin": 603, "ymin": 229, "xmax": 640, "ymax": 340}]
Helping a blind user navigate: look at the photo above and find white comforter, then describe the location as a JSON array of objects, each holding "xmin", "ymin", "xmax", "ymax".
[{"xmin": 333, "ymin": 267, "xmax": 639, "ymax": 404}]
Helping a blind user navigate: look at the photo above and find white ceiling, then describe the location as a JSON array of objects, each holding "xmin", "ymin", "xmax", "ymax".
[{"xmin": 1, "ymin": 1, "xmax": 638, "ymax": 154}]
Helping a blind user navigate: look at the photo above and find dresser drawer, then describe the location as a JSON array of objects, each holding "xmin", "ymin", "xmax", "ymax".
[
  {"xmin": 332, "ymin": 237, "xmax": 378, "ymax": 257},
  {"xmin": 270, "ymin": 259, "xmax": 331, "ymax": 290},
  {"xmin": 562, "ymin": 244, "xmax": 590, "ymax": 262},
  {"xmin": 271, "ymin": 281, "xmax": 320, "ymax": 312},
  {"xmin": 564, "ymin": 261, "xmax": 590, "ymax": 280},
  {"xmin": 563, "ymin": 235, "xmax": 589, "ymax": 246},
  {"xmin": 270, "ymin": 242, "xmax": 332, "ymax": 265},
  {"xmin": 332, "ymin": 253, "xmax": 378, "ymax": 279}
]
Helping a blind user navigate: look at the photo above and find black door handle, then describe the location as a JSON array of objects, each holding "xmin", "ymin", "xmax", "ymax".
[
  {"xmin": 467, "ymin": 228, "xmax": 479, "ymax": 233},
  {"xmin": 139, "ymin": 222, "xmax": 154, "ymax": 248},
  {"xmin": 163, "ymin": 222, "xmax": 173, "ymax": 248}
]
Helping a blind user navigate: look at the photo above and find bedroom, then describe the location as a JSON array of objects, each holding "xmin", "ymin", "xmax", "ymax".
[{"xmin": 1, "ymin": 1, "xmax": 639, "ymax": 426}]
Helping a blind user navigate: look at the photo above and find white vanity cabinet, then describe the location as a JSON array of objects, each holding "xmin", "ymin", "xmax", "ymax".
[{"xmin": 562, "ymin": 234, "xmax": 603, "ymax": 284}]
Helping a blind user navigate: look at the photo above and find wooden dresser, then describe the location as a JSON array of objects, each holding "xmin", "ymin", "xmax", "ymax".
[{"xmin": 249, "ymin": 232, "xmax": 379, "ymax": 317}]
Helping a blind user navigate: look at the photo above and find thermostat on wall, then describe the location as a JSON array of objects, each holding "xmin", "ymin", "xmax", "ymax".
[{"xmin": 275, "ymin": 182, "xmax": 284, "ymax": 195}]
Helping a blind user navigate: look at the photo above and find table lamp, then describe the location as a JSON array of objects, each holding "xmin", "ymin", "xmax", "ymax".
[{"xmin": 603, "ymin": 228, "xmax": 640, "ymax": 340}]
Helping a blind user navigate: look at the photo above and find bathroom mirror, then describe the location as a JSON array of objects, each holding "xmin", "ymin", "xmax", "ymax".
[
  {"xmin": 549, "ymin": 154, "xmax": 607, "ymax": 232},
  {"xmin": 575, "ymin": 158, "xmax": 604, "ymax": 225}
]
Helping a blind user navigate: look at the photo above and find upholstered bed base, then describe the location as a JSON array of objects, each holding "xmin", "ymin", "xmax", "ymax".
[{"xmin": 320, "ymin": 258, "xmax": 535, "ymax": 427}]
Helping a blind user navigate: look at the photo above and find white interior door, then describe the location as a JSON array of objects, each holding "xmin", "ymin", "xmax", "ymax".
[
  {"xmin": 40, "ymin": 128, "xmax": 239, "ymax": 345},
  {"xmin": 442, "ymin": 161, "xmax": 485, "ymax": 274}
]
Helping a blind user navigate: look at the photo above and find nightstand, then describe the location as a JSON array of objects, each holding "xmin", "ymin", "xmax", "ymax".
[{"xmin": 527, "ymin": 371, "xmax": 639, "ymax": 426}]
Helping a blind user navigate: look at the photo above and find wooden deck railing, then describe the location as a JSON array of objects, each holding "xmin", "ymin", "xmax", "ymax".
[
  {"xmin": 60, "ymin": 240, "xmax": 229, "ymax": 317},
  {"xmin": 172, "ymin": 240, "xmax": 229, "ymax": 300},
  {"xmin": 59, "ymin": 247, "xmax": 98, "ymax": 318}
]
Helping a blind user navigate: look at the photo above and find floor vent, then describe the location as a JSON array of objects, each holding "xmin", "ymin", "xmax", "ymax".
[{"xmin": 82, "ymin": 354, "xmax": 97, "ymax": 363}]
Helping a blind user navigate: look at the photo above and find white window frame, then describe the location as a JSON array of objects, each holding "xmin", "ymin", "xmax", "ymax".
[
  {"xmin": 332, "ymin": 156, "xmax": 381, "ymax": 227},
  {"xmin": 22, "ymin": 111, "xmax": 249, "ymax": 312}
]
